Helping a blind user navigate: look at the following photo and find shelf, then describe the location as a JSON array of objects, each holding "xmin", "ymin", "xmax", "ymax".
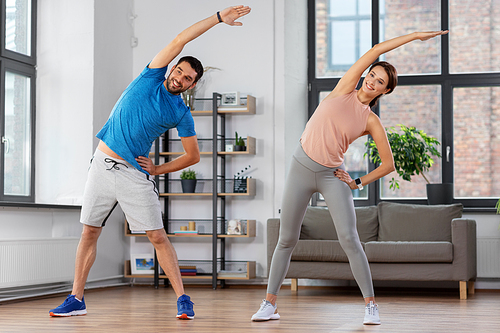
[
  {"xmin": 167, "ymin": 233, "xmax": 212, "ymax": 238},
  {"xmin": 154, "ymin": 151, "xmax": 213, "ymax": 156},
  {"xmin": 124, "ymin": 260, "xmax": 167, "ymax": 279},
  {"xmin": 181, "ymin": 275, "xmax": 213, "ymax": 280},
  {"xmin": 159, "ymin": 192, "xmax": 213, "ymax": 197},
  {"xmin": 219, "ymin": 178, "xmax": 256, "ymax": 196},
  {"xmin": 217, "ymin": 261, "xmax": 256, "ymax": 280},
  {"xmin": 219, "ymin": 219, "xmax": 256, "ymax": 238},
  {"xmin": 158, "ymin": 178, "xmax": 255, "ymax": 197},
  {"xmin": 218, "ymin": 95, "xmax": 256, "ymax": 115},
  {"xmin": 219, "ymin": 137, "xmax": 256, "ymax": 155},
  {"xmin": 191, "ymin": 110, "xmax": 213, "ymax": 116},
  {"xmin": 125, "ymin": 220, "xmax": 255, "ymax": 238},
  {"xmin": 189, "ymin": 95, "xmax": 256, "ymax": 115},
  {"xmin": 150, "ymin": 136, "xmax": 256, "ymax": 156},
  {"xmin": 124, "ymin": 260, "xmax": 213, "ymax": 280}
]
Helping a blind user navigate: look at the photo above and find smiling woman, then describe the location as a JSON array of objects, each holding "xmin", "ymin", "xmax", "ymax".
[{"xmin": 253, "ymin": 30, "xmax": 448, "ymax": 325}]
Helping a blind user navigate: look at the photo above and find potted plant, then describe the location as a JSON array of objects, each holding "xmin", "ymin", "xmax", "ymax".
[
  {"xmin": 234, "ymin": 132, "xmax": 246, "ymax": 151},
  {"xmin": 180, "ymin": 168, "xmax": 197, "ymax": 193},
  {"xmin": 365, "ymin": 124, "xmax": 451, "ymax": 204}
]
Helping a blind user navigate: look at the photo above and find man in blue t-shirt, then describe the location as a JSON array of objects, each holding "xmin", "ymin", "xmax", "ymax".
[{"xmin": 49, "ymin": 5, "xmax": 251, "ymax": 320}]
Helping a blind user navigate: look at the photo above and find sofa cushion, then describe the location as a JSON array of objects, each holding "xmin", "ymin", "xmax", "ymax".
[
  {"xmin": 377, "ymin": 202, "xmax": 463, "ymax": 242},
  {"xmin": 299, "ymin": 206, "xmax": 378, "ymax": 242},
  {"xmin": 300, "ymin": 207, "xmax": 337, "ymax": 240},
  {"xmin": 365, "ymin": 241, "xmax": 453, "ymax": 263},
  {"xmin": 291, "ymin": 240, "xmax": 351, "ymax": 262},
  {"xmin": 355, "ymin": 206, "xmax": 379, "ymax": 242}
]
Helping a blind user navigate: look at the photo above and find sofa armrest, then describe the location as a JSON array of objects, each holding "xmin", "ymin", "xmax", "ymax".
[
  {"xmin": 451, "ymin": 218, "xmax": 477, "ymax": 281},
  {"xmin": 267, "ymin": 218, "xmax": 280, "ymax": 277}
]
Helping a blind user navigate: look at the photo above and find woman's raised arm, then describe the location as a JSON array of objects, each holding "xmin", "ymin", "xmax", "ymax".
[{"xmin": 327, "ymin": 30, "xmax": 448, "ymax": 99}]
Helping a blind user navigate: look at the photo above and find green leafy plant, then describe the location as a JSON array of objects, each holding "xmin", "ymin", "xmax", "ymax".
[
  {"xmin": 235, "ymin": 132, "xmax": 245, "ymax": 146},
  {"xmin": 365, "ymin": 124, "xmax": 441, "ymax": 190},
  {"xmin": 180, "ymin": 168, "xmax": 196, "ymax": 180}
]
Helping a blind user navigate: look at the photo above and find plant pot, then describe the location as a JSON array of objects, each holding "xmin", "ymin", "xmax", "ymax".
[
  {"xmin": 181, "ymin": 179, "xmax": 197, "ymax": 193},
  {"xmin": 426, "ymin": 183, "xmax": 453, "ymax": 205},
  {"xmin": 234, "ymin": 145, "xmax": 246, "ymax": 151}
]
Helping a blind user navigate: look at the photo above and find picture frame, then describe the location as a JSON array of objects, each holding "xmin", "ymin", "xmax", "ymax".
[
  {"xmin": 221, "ymin": 92, "xmax": 240, "ymax": 106},
  {"xmin": 227, "ymin": 219, "xmax": 243, "ymax": 235},
  {"xmin": 131, "ymin": 254, "xmax": 155, "ymax": 275}
]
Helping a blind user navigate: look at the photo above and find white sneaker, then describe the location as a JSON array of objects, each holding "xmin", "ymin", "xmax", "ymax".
[
  {"xmin": 251, "ymin": 300, "xmax": 280, "ymax": 321},
  {"xmin": 363, "ymin": 301, "xmax": 381, "ymax": 325}
]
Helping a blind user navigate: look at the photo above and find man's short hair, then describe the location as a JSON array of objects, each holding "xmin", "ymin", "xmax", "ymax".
[{"xmin": 176, "ymin": 56, "xmax": 204, "ymax": 83}]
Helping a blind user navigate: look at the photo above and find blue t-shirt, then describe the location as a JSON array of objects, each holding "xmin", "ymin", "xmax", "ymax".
[{"xmin": 96, "ymin": 64, "xmax": 196, "ymax": 174}]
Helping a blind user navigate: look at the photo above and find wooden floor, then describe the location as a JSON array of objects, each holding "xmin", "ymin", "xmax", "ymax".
[{"xmin": 1, "ymin": 285, "xmax": 499, "ymax": 332}]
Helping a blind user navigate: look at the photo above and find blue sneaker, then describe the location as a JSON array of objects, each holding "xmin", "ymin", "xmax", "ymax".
[
  {"xmin": 176, "ymin": 294, "xmax": 194, "ymax": 319},
  {"xmin": 49, "ymin": 294, "xmax": 87, "ymax": 317}
]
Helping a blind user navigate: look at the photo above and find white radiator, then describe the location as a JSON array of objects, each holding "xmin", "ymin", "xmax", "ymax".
[
  {"xmin": 477, "ymin": 237, "xmax": 500, "ymax": 278},
  {"xmin": 0, "ymin": 238, "xmax": 79, "ymax": 289}
]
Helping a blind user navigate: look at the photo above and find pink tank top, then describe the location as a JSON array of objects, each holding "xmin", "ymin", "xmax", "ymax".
[{"xmin": 300, "ymin": 90, "xmax": 371, "ymax": 168}]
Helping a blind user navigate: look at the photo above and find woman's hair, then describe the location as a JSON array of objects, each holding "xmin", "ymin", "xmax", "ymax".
[{"xmin": 368, "ymin": 61, "xmax": 398, "ymax": 108}]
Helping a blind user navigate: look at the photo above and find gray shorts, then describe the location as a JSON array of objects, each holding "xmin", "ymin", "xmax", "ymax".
[{"xmin": 80, "ymin": 148, "xmax": 163, "ymax": 232}]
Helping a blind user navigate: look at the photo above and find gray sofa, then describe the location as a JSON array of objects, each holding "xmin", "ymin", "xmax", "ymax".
[{"xmin": 267, "ymin": 202, "xmax": 477, "ymax": 299}]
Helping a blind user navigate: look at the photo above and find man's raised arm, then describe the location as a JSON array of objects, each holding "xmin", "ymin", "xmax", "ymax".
[{"xmin": 149, "ymin": 5, "xmax": 251, "ymax": 69}]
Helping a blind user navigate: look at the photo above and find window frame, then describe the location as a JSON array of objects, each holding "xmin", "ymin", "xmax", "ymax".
[
  {"xmin": 308, "ymin": 0, "xmax": 500, "ymax": 211},
  {"xmin": 0, "ymin": 0, "xmax": 37, "ymax": 203}
]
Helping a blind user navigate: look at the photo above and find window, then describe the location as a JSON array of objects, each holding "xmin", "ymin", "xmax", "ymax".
[
  {"xmin": 1, "ymin": 0, "xmax": 36, "ymax": 202},
  {"xmin": 316, "ymin": 0, "xmax": 372, "ymax": 77},
  {"xmin": 309, "ymin": 0, "xmax": 500, "ymax": 209}
]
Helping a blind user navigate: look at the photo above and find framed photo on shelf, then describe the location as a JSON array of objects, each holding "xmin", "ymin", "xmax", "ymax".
[
  {"xmin": 227, "ymin": 219, "xmax": 243, "ymax": 235},
  {"xmin": 221, "ymin": 92, "xmax": 240, "ymax": 106},
  {"xmin": 131, "ymin": 254, "xmax": 154, "ymax": 275}
]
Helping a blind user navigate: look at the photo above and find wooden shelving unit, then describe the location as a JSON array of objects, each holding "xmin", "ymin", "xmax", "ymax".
[{"xmin": 125, "ymin": 93, "xmax": 257, "ymax": 289}]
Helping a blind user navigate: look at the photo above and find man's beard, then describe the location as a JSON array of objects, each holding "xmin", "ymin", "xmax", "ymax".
[{"xmin": 165, "ymin": 75, "xmax": 185, "ymax": 94}]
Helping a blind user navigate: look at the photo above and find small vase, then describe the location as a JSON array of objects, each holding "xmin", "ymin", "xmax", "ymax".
[
  {"xmin": 181, "ymin": 179, "xmax": 197, "ymax": 193},
  {"xmin": 234, "ymin": 145, "xmax": 246, "ymax": 151},
  {"xmin": 182, "ymin": 89, "xmax": 195, "ymax": 110}
]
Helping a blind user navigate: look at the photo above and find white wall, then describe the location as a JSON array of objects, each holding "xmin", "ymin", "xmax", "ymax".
[{"xmin": 36, "ymin": 0, "xmax": 95, "ymax": 205}]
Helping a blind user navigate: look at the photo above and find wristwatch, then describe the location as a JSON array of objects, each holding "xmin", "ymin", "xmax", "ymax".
[{"xmin": 355, "ymin": 178, "xmax": 363, "ymax": 191}]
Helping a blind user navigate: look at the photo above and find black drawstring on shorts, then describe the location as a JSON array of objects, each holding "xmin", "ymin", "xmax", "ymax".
[{"xmin": 104, "ymin": 158, "xmax": 129, "ymax": 171}]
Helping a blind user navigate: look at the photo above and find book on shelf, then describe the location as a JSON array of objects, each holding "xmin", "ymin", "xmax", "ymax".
[
  {"xmin": 174, "ymin": 230, "xmax": 199, "ymax": 234},
  {"xmin": 179, "ymin": 265, "xmax": 196, "ymax": 270},
  {"xmin": 180, "ymin": 265, "xmax": 197, "ymax": 276}
]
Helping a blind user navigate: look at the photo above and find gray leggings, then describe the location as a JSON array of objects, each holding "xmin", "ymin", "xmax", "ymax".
[{"xmin": 267, "ymin": 144, "xmax": 374, "ymax": 298}]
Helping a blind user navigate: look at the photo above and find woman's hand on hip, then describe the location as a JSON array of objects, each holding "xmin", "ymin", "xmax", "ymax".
[{"xmin": 333, "ymin": 169, "xmax": 356, "ymax": 190}]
